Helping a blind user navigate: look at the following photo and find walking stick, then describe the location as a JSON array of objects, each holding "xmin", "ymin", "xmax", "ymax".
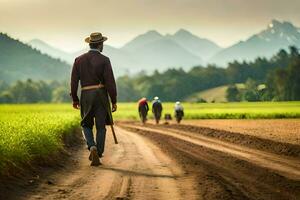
[
  {"xmin": 109, "ymin": 102, "xmax": 118, "ymax": 144},
  {"xmin": 104, "ymin": 90, "xmax": 118, "ymax": 144},
  {"xmin": 110, "ymin": 123, "xmax": 118, "ymax": 144}
]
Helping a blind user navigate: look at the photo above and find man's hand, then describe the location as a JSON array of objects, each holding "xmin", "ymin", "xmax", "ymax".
[
  {"xmin": 73, "ymin": 102, "xmax": 80, "ymax": 109},
  {"xmin": 112, "ymin": 103, "xmax": 117, "ymax": 112}
]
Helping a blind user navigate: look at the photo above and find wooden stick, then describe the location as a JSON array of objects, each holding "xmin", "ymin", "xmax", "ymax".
[{"xmin": 110, "ymin": 124, "xmax": 118, "ymax": 144}]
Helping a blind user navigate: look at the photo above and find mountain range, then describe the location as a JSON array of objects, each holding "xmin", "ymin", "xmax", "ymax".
[
  {"xmin": 28, "ymin": 19, "xmax": 300, "ymax": 74},
  {"xmin": 1, "ymin": 19, "xmax": 299, "ymax": 83},
  {"xmin": 0, "ymin": 33, "xmax": 70, "ymax": 83},
  {"xmin": 209, "ymin": 19, "xmax": 300, "ymax": 65},
  {"xmin": 28, "ymin": 29, "xmax": 222, "ymax": 75}
]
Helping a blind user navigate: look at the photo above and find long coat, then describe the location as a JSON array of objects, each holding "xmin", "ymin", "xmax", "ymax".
[{"xmin": 71, "ymin": 50, "xmax": 117, "ymax": 125}]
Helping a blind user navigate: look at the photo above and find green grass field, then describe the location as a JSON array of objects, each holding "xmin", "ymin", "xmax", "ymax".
[
  {"xmin": 0, "ymin": 101, "xmax": 300, "ymax": 175},
  {"xmin": 0, "ymin": 104, "xmax": 79, "ymax": 175},
  {"xmin": 185, "ymin": 84, "xmax": 246, "ymax": 103},
  {"xmin": 114, "ymin": 101, "xmax": 300, "ymax": 120}
]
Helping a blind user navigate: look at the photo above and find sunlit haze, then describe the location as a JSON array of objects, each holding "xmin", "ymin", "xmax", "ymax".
[{"xmin": 1, "ymin": 0, "xmax": 300, "ymax": 52}]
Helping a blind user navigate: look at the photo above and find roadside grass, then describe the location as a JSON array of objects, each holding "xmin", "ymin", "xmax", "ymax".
[
  {"xmin": 113, "ymin": 101, "xmax": 300, "ymax": 120},
  {"xmin": 0, "ymin": 101, "xmax": 299, "ymax": 174},
  {"xmin": 0, "ymin": 104, "xmax": 80, "ymax": 175}
]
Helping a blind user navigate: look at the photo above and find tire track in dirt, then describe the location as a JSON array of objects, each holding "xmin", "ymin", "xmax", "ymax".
[
  {"xmin": 124, "ymin": 124, "xmax": 300, "ymax": 179},
  {"xmin": 118, "ymin": 122, "xmax": 300, "ymax": 200},
  {"xmin": 168, "ymin": 123, "xmax": 300, "ymax": 158}
]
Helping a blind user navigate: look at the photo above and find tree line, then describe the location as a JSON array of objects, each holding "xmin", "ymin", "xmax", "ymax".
[
  {"xmin": 0, "ymin": 46, "xmax": 299, "ymax": 103},
  {"xmin": 0, "ymin": 79, "xmax": 70, "ymax": 103},
  {"xmin": 0, "ymin": 33, "xmax": 70, "ymax": 84},
  {"xmin": 226, "ymin": 46, "xmax": 300, "ymax": 102},
  {"xmin": 117, "ymin": 46, "xmax": 300, "ymax": 102}
]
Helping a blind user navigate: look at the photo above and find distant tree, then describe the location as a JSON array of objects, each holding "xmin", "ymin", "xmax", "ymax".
[
  {"xmin": 2, "ymin": 79, "xmax": 61, "ymax": 103},
  {"xmin": 226, "ymin": 85, "xmax": 240, "ymax": 102},
  {"xmin": 265, "ymin": 46, "xmax": 300, "ymax": 101},
  {"xmin": 9, "ymin": 79, "xmax": 40, "ymax": 103},
  {"xmin": 289, "ymin": 46, "xmax": 299, "ymax": 58},
  {"xmin": 287, "ymin": 52, "xmax": 300, "ymax": 100},
  {"xmin": 52, "ymin": 86, "xmax": 70, "ymax": 103},
  {"xmin": 116, "ymin": 76, "xmax": 140, "ymax": 102},
  {"xmin": 36, "ymin": 80, "xmax": 52, "ymax": 102},
  {"xmin": 241, "ymin": 79, "xmax": 260, "ymax": 102},
  {"xmin": 0, "ymin": 91, "xmax": 13, "ymax": 103},
  {"xmin": 271, "ymin": 49, "xmax": 289, "ymax": 69},
  {"xmin": 196, "ymin": 98, "xmax": 207, "ymax": 103},
  {"xmin": 0, "ymin": 80, "xmax": 8, "ymax": 92}
]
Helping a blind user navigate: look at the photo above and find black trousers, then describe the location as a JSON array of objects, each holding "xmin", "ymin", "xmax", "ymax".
[{"xmin": 80, "ymin": 88, "xmax": 107, "ymax": 156}]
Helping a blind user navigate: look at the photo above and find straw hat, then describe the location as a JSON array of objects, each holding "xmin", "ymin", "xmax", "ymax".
[{"xmin": 85, "ymin": 32, "xmax": 107, "ymax": 43}]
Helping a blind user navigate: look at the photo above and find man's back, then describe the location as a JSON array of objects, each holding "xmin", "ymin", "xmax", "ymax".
[
  {"xmin": 70, "ymin": 32, "xmax": 117, "ymax": 166},
  {"xmin": 74, "ymin": 52, "xmax": 107, "ymax": 87},
  {"xmin": 71, "ymin": 50, "xmax": 117, "ymax": 105},
  {"xmin": 152, "ymin": 101, "xmax": 162, "ymax": 112}
]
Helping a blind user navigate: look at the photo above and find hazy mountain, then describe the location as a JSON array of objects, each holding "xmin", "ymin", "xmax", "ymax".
[
  {"xmin": 210, "ymin": 20, "xmax": 300, "ymax": 66},
  {"xmin": 70, "ymin": 45, "xmax": 140, "ymax": 76},
  {"xmin": 121, "ymin": 30, "xmax": 204, "ymax": 70},
  {"xmin": 121, "ymin": 30, "xmax": 164, "ymax": 52},
  {"xmin": 103, "ymin": 45, "xmax": 141, "ymax": 75},
  {"xmin": 28, "ymin": 41, "xmax": 138, "ymax": 76},
  {"xmin": 27, "ymin": 30, "xmax": 219, "ymax": 74},
  {"xmin": 25, "ymin": 20, "xmax": 300, "ymax": 74},
  {"xmin": 29, "ymin": 39, "xmax": 73, "ymax": 63},
  {"xmin": 129, "ymin": 37, "xmax": 202, "ymax": 70},
  {"xmin": 167, "ymin": 29, "xmax": 222, "ymax": 60},
  {"xmin": 0, "ymin": 33, "xmax": 70, "ymax": 83}
]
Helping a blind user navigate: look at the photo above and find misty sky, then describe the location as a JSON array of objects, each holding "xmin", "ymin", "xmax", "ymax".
[{"xmin": 1, "ymin": 0, "xmax": 300, "ymax": 52}]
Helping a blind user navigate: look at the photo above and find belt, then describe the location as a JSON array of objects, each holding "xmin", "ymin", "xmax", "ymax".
[{"xmin": 81, "ymin": 84, "xmax": 105, "ymax": 91}]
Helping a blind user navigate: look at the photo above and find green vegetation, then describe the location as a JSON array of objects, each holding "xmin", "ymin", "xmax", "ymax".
[
  {"xmin": 0, "ymin": 79, "xmax": 70, "ymax": 103},
  {"xmin": 113, "ymin": 101, "xmax": 300, "ymax": 120},
  {"xmin": 1, "ymin": 46, "xmax": 299, "ymax": 104},
  {"xmin": 1, "ymin": 102, "xmax": 299, "ymax": 174},
  {"xmin": 185, "ymin": 84, "xmax": 245, "ymax": 103},
  {"xmin": 117, "ymin": 46, "xmax": 300, "ymax": 102},
  {"xmin": 226, "ymin": 47, "xmax": 300, "ymax": 102},
  {"xmin": 0, "ymin": 33, "xmax": 70, "ymax": 84},
  {"xmin": 185, "ymin": 85, "xmax": 228, "ymax": 103},
  {"xmin": 0, "ymin": 104, "xmax": 79, "ymax": 175}
]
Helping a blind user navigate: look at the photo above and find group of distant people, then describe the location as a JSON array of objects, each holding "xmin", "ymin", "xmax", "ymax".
[{"xmin": 138, "ymin": 97, "xmax": 184, "ymax": 124}]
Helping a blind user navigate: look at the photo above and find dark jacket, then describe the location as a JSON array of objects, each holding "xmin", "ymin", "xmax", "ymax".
[
  {"xmin": 152, "ymin": 101, "xmax": 162, "ymax": 113},
  {"xmin": 138, "ymin": 101, "xmax": 149, "ymax": 113},
  {"xmin": 70, "ymin": 50, "xmax": 117, "ymax": 104},
  {"xmin": 70, "ymin": 50, "xmax": 117, "ymax": 125}
]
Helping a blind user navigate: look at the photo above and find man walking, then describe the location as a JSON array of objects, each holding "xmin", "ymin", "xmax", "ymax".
[
  {"xmin": 152, "ymin": 96, "xmax": 163, "ymax": 124},
  {"xmin": 174, "ymin": 101, "xmax": 184, "ymax": 123},
  {"xmin": 70, "ymin": 32, "xmax": 117, "ymax": 166},
  {"xmin": 138, "ymin": 97, "xmax": 149, "ymax": 124}
]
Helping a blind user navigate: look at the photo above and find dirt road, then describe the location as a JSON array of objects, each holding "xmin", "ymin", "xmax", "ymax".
[
  {"xmin": 5, "ymin": 121, "xmax": 300, "ymax": 200},
  {"xmin": 184, "ymin": 119, "xmax": 300, "ymax": 145},
  {"xmin": 118, "ymin": 121, "xmax": 300, "ymax": 200},
  {"xmin": 14, "ymin": 126, "xmax": 197, "ymax": 200}
]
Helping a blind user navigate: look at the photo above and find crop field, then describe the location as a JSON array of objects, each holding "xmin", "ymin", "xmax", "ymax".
[
  {"xmin": 0, "ymin": 101, "xmax": 299, "ymax": 175},
  {"xmin": 1, "ymin": 102, "xmax": 300, "ymax": 199},
  {"xmin": 0, "ymin": 104, "xmax": 79, "ymax": 175},
  {"xmin": 114, "ymin": 101, "xmax": 300, "ymax": 120}
]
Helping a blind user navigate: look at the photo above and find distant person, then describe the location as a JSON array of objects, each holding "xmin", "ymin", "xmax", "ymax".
[
  {"xmin": 138, "ymin": 97, "xmax": 149, "ymax": 124},
  {"xmin": 70, "ymin": 32, "xmax": 117, "ymax": 166},
  {"xmin": 174, "ymin": 101, "xmax": 184, "ymax": 123},
  {"xmin": 152, "ymin": 96, "xmax": 163, "ymax": 124}
]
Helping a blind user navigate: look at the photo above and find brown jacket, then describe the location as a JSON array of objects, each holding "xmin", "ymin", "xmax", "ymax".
[{"xmin": 70, "ymin": 50, "xmax": 117, "ymax": 104}]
